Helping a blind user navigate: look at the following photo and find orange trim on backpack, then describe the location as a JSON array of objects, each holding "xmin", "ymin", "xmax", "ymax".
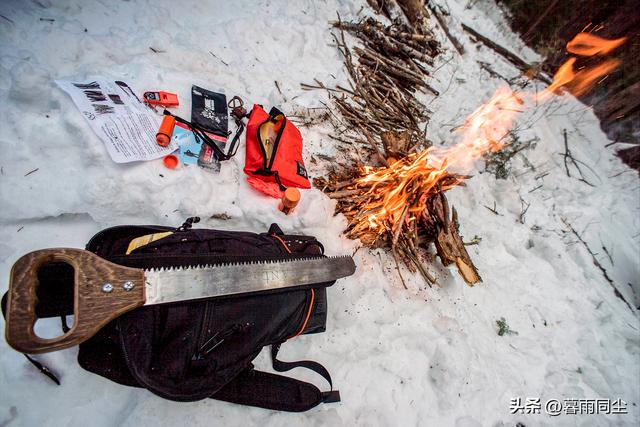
[
  {"xmin": 269, "ymin": 233, "xmax": 314, "ymax": 338},
  {"xmin": 291, "ymin": 289, "xmax": 315, "ymax": 339},
  {"xmin": 270, "ymin": 234, "xmax": 292, "ymax": 254}
]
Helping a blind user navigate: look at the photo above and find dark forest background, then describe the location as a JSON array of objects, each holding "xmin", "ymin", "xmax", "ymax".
[{"xmin": 499, "ymin": 0, "xmax": 640, "ymax": 170}]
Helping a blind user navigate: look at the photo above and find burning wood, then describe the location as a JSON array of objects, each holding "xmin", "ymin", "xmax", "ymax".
[
  {"xmin": 314, "ymin": 90, "xmax": 523, "ymax": 286},
  {"xmin": 312, "ymin": 13, "xmax": 626, "ymax": 289},
  {"xmin": 315, "ymin": 156, "xmax": 481, "ymax": 286},
  {"xmin": 307, "ymin": 14, "xmax": 483, "ymax": 286}
]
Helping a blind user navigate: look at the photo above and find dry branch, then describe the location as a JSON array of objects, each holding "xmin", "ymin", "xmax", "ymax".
[
  {"xmin": 461, "ymin": 23, "xmax": 552, "ymax": 85},
  {"xmin": 562, "ymin": 218, "xmax": 634, "ymax": 312},
  {"xmin": 427, "ymin": 2, "xmax": 465, "ymax": 55},
  {"xmin": 561, "ymin": 129, "xmax": 596, "ymax": 186}
]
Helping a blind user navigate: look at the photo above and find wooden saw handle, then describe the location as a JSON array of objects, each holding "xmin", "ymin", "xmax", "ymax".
[{"xmin": 5, "ymin": 248, "xmax": 146, "ymax": 354}]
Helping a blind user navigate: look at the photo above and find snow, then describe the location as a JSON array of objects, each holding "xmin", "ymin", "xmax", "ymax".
[{"xmin": 0, "ymin": 0, "xmax": 639, "ymax": 426}]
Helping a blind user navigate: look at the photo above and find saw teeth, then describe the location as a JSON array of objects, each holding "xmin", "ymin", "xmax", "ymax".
[{"xmin": 144, "ymin": 254, "xmax": 351, "ymax": 273}]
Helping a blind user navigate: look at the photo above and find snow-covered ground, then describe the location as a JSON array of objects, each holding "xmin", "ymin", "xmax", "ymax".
[{"xmin": 1, "ymin": 0, "xmax": 638, "ymax": 425}]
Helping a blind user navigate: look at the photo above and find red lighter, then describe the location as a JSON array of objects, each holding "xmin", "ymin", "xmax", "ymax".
[{"xmin": 143, "ymin": 91, "xmax": 179, "ymax": 107}]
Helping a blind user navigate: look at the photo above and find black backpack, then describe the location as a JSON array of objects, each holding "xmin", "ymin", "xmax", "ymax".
[{"xmin": 2, "ymin": 218, "xmax": 341, "ymax": 412}]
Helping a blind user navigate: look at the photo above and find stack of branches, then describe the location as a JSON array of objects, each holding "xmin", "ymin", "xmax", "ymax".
[
  {"xmin": 302, "ymin": 16, "xmax": 440, "ymax": 166},
  {"xmin": 315, "ymin": 142, "xmax": 481, "ymax": 287},
  {"xmin": 335, "ymin": 18, "xmax": 440, "ymax": 96},
  {"xmin": 307, "ymin": 9, "xmax": 481, "ymax": 287},
  {"xmin": 367, "ymin": 0, "xmax": 433, "ymax": 34}
]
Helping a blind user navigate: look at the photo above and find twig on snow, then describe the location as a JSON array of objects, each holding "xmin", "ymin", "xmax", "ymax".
[
  {"xmin": 209, "ymin": 51, "xmax": 228, "ymax": 66},
  {"xmin": 562, "ymin": 218, "xmax": 634, "ymax": 312},
  {"xmin": 274, "ymin": 80, "xmax": 287, "ymax": 102},
  {"xmin": 561, "ymin": 129, "xmax": 596, "ymax": 187},
  {"xmin": 528, "ymin": 184, "xmax": 543, "ymax": 193},
  {"xmin": 463, "ymin": 235, "xmax": 482, "ymax": 246},
  {"xmin": 392, "ymin": 250, "xmax": 408, "ymax": 290},
  {"xmin": 477, "ymin": 61, "xmax": 511, "ymax": 83},
  {"xmin": 0, "ymin": 14, "xmax": 14, "ymax": 24},
  {"xmin": 483, "ymin": 201, "xmax": 501, "ymax": 215},
  {"xmin": 601, "ymin": 243, "xmax": 614, "ymax": 266},
  {"xmin": 518, "ymin": 196, "xmax": 530, "ymax": 224}
]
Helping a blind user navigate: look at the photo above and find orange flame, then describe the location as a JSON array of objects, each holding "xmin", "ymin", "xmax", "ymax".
[
  {"xmin": 433, "ymin": 88, "xmax": 524, "ymax": 172},
  {"xmin": 544, "ymin": 56, "xmax": 621, "ymax": 98},
  {"xmin": 357, "ymin": 32, "xmax": 626, "ymax": 236},
  {"xmin": 566, "ymin": 33, "xmax": 626, "ymax": 56}
]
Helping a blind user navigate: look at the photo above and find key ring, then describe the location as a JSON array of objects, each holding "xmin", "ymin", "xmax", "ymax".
[
  {"xmin": 228, "ymin": 96, "xmax": 244, "ymax": 109},
  {"xmin": 228, "ymin": 96, "xmax": 247, "ymax": 119}
]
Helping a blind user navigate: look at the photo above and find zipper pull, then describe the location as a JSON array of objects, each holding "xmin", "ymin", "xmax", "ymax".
[{"xmin": 193, "ymin": 323, "xmax": 251, "ymax": 359}]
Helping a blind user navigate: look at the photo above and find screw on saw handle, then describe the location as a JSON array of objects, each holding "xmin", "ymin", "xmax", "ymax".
[{"xmin": 5, "ymin": 248, "xmax": 146, "ymax": 354}]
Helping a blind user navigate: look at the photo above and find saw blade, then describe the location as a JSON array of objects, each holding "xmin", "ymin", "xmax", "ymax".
[{"xmin": 143, "ymin": 255, "xmax": 355, "ymax": 305}]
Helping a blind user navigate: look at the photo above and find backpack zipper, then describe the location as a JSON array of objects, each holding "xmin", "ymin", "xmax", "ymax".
[
  {"xmin": 267, "ymin": 116, "xmax": 286, "ymax": 170},
  {"xmin": 192, "ymin": 302, "xmax": 213, "ymax": 360},
  {"xmin": 256, "ymin": 114, "xmax": 287, "ymax": 172},
  {"xmin": 192, "ymin": 323, "xmax": 251, "ymax": 360}
]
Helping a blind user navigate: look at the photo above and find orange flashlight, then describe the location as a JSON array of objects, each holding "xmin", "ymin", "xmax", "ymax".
[{"xmin": 156, "ymin": 115, "xmax": 176, "ymax": 147}]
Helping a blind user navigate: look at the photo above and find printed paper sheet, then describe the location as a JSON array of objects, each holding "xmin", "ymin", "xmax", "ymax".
[{"xmin": 56, "ymin": 80, "xmax": 178, "ymax": 163}]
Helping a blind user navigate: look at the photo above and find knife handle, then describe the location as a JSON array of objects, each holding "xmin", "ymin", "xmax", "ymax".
[{"xmin": 5, "ymin": 248, "xmax": 146, "ymax": 354}]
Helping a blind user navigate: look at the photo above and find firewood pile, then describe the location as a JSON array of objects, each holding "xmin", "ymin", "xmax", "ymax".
[
  {"xmin": 302, "ymin": 16, "xmax": 439, "ymax": 165},
  {"xmin": 314, "ymin": 149, "xmax": 481, "ymax": 287},
  {"xmin": 307, "ymin": 2, "xmax": 482, "ymax": 287}
]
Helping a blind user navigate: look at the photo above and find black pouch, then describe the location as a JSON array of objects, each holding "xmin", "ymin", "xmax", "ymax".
[{"xmin": 3, "ymin": 219, "xmax": 340, "ymax": 412}]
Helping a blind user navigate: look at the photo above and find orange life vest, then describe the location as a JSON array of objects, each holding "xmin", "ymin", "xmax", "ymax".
[{"xmin": 244, "ymin": 105, "xmax": 310, "ymax": 198}]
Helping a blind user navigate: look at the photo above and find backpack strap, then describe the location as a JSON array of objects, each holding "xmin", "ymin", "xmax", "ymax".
[
  {"xmin": 271, "ymin": 342, "xmax": 339, "ymax": 401},
  {"xmin": 165, "ymin": 110, "xmax": 243, "ymax": 161},
  {"xmin": 212, "ymin": 367, "xmax": 338, "ymax": 412},
  {"xmin": 210, "ymin": 343, "xmax": 340, "ymax": 412}
]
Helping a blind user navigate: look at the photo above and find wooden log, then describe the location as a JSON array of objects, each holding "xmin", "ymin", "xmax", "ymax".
[
  {"xmin": 357, "ymin": 56, "xmax": 426, "ymax": 88},
  {"xmin": 357, "ymin": 124, "xmax": 389, "ymax": 166},
  {"xmin": 461, "ymin": 23, "xmax": 552, "ymax": 85},
  {"xmin": 332, "ymin": 21, "xmax": 433, "ymax": 43},
  {"xmin": 424, "ymin": 193, "xmax": 480, "ymax": 284},
  {"xmin": 432, "ymin": 199, "xmax": 482, "ymax": 285},
  {"xmin": 365, "ymin": 36, "xmax": 436, "ymax": 67},
  {"xmin": 357, "ymin": 47, "xmax": 428, "ymax": 80},
  {"xmin": 380, "ymin": 0, "xmax": 412, "ymax": 28},
  {"xmin": 396, "ymin": 0, "xmax": 430, "ymax": 32},
  {"xmin": 403, "ymin": 235, "xmax": 437, "ymax": 285},
  {"xmin": 350, "ymin": 22, "xmax": 436, "ymax": 65},
  {"xmin": 328, "ymin": 188, "xmax": 364, "ymax": 199},
  {"xmin": 427, "ymin": 3, "xmax": 465, "ymax": 55},
  {"xmin": 366, "ymin": 0, "xmax": 383, "ymax": 13}
]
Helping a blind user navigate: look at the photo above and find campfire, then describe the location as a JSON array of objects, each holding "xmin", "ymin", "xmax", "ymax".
[{"xmin": 315, "ymin": 26, "xmax": 627, "ymax": 287}]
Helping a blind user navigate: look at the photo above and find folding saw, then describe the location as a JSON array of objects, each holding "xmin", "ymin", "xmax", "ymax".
[{"xmin": 5, "ymin": 248, "xmax": 356, "ymax": 354}]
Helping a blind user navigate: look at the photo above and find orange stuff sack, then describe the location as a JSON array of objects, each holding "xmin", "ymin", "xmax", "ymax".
[{"xmin": 244, "ymin": 105, "xmax": 310, "ymax": 198}]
